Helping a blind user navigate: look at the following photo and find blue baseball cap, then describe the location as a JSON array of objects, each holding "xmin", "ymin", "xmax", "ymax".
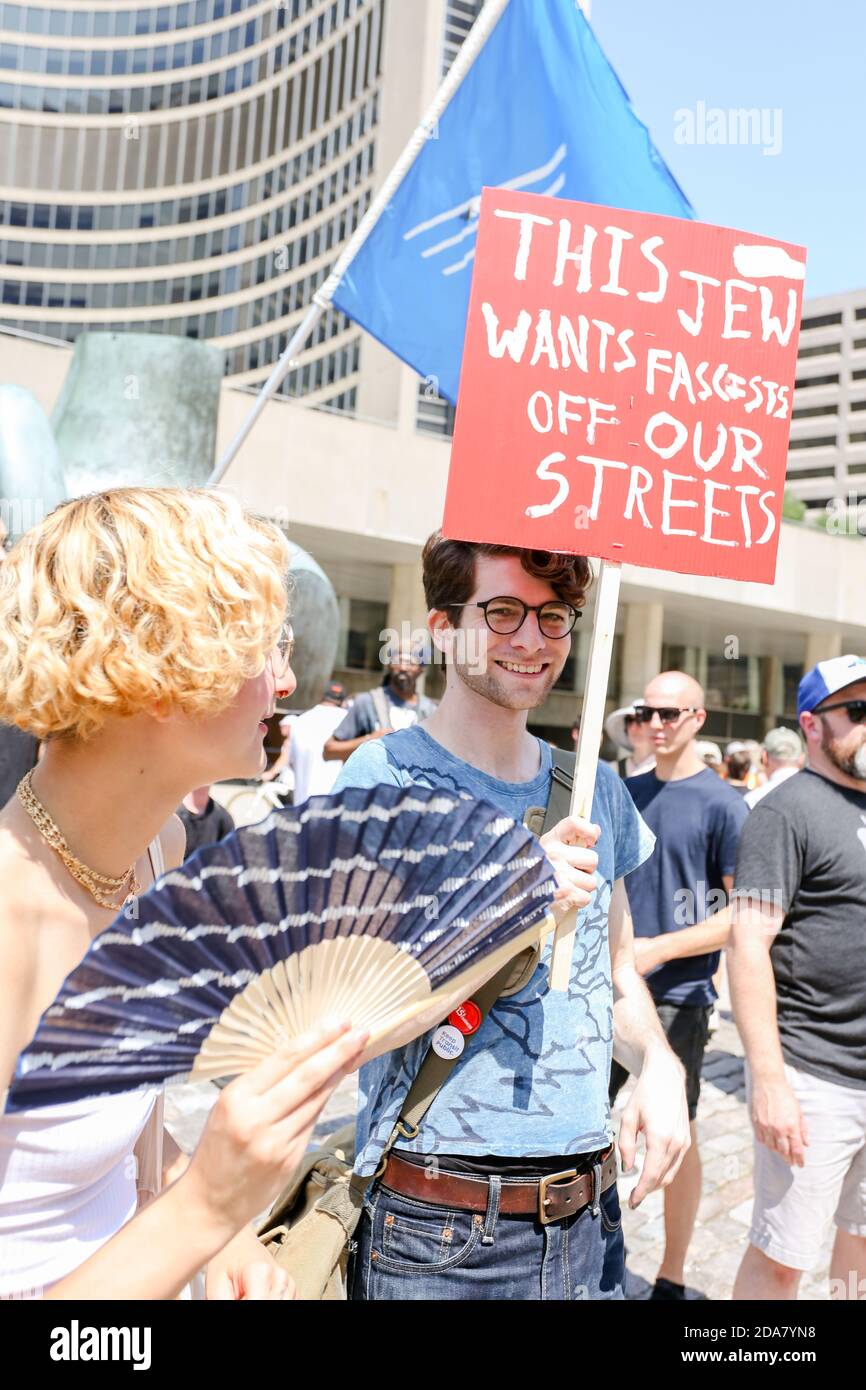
[{"xmin": 797, "ymin": 654, "xmax": 866, "ymax": 717}]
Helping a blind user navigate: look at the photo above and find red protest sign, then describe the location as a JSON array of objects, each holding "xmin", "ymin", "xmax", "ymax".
[{"xmin": 443, "ymin": 188, "xmax": 806, "ymax": 584}]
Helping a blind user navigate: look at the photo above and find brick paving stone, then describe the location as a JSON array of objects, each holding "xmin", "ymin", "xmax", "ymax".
[
  {"xmin": 698, "ymin": 1110, "xmax": 746, "ymax": 1139},
  {"xmin": 729, "ymin": 1197, "xmax": 756, "ymax": 1227},
  {"xmin": 704, "ymin": 1130, "xmax": 753, "ymax": 1157},
  {"xmin": 696, "ymin": 1175, "xmax": 754, "ymax": 1224}
]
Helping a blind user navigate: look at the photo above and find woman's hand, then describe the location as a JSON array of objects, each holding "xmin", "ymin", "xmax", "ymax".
[
  {"xmin": 47, "ymin": 1023, "xmax": 367, "ymax": 1302},
  {"xmin": 206, "ymin": 1225, "xmax": 297, "ymax": 1300},
  {"xmin": 180, "ymin": 1022, "xmax": 368, "ymax": 1244},
  {"xmin": 540, "ymin": 815, "xmax": 600, "ymax": 921},
  {"xmin": 210, "ymin": 1260, "xmax": 297, "ymax": 1300}
]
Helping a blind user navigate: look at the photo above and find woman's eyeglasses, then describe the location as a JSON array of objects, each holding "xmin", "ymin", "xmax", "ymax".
[
  {"xmin": 448, "ymin": 596, "xmax": 580, "ymax": 639},
  {"xmin": 270, "ymin": 624, "xmax": 295, "ymax": 672},
  {"xmin": 814, "ymin": 699, "xmax": 866, "ymax": 725},
  {"xmin": 632, "ymin": 705, "xmax": 699, "ymax": 726}
]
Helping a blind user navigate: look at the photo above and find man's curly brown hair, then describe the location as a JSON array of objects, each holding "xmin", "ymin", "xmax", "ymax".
[{"xmin": 421, "ymin": 533, "xmax": 591, "ymax": 624}]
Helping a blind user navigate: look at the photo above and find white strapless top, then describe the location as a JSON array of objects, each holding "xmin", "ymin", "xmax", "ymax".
[
  {"xmin": 0, "ymin": 836, "xmax": 165, "ymax": 1298},
  {"xmin": 0, "ymin": 1088, "xmax": 157, "ymax": 1297}
]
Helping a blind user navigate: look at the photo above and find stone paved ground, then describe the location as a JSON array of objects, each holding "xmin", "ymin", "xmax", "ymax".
[{"xmin": 165, "ymin": 988, "xmax": 832, "ymax": 1302}]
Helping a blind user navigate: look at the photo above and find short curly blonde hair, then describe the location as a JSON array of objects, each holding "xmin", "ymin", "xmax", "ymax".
[{"xmin": 0, "ymin": 487, "xmax": 291, "ymax": 741}]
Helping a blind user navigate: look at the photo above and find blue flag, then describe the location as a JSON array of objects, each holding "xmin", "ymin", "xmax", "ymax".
[{"xmin": 331, "ymin": 0, "xmax": 692, "ymax": 404}]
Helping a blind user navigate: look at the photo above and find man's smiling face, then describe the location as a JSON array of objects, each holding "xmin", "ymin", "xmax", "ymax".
[{"xmin": 449, "ymin": 554, "xmax": 571, "ymax": 710}]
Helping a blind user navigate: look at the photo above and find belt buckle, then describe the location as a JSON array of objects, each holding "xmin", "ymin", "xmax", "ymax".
[{"xmin": 538, "ymin": 1168, "xmax": 579, "ymax": 1226}]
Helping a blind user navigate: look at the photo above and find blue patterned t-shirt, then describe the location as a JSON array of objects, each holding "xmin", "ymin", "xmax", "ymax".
[{"xmin": 333, "ymin": 725, "xmax": 655, "ymax": 1176}]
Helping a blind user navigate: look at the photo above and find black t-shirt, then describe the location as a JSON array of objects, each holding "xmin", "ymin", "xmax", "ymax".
[
  {"xmin": 177, "ymin": 798, "xmax": 235, "ymax": 858},
  {"xmin": 733, "ymin": 768, "xmax": 866, "ymax": 1089},
  {"xmin": 625, "ymin": 767, "xmax": 749, "ymax": 1005},
  {"xmin": 0, "ymin": 724, "xmax": 38, "ymax": 810}
]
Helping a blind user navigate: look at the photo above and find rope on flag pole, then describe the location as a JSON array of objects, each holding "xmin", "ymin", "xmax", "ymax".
[
  {"xmin": 208, "ymin": 0, "xmax": 513, "ymax": 485},
  {"xmin": 549, "ymin": 559, "xmax": 622, "ymax": 991}
]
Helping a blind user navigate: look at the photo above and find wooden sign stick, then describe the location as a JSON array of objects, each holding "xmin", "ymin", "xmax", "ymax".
[{"xmin": 548, "ymin": 559, "xmax": 622, "ymax": 991}]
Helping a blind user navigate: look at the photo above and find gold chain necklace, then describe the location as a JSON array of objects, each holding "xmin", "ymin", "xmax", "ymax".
[{"xmin": 17, "ymin": 770, "xmax": 140, "ymax": 910}]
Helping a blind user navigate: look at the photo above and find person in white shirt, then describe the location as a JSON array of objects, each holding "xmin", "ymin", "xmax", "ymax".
[
  {"xmin": 262, "ymin": 682, "xmax": 350, "ymax": 802},
  {"xmin": 289, "ymin": 682, "xmax": 350, "ymax": 803},
  {"xmin": 744, "ymin": 727, "xmax": 805, "ymax": 808}
]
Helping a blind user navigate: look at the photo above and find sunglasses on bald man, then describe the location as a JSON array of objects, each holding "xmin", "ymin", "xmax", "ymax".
[{"xmin": 631, "ymin": 705, "xmax": 700, "ymax": 726}]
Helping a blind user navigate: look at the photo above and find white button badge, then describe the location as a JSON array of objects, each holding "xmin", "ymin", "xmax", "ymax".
[{"xmin": 431, "ymin": 1024, "xmax": 465, "ymax": 1059}]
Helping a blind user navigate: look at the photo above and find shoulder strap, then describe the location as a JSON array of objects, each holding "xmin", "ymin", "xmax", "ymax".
[
  {"xmin": 546, "ymin": 747, "xmax": 576, "ymax": 832},
  {"xmin": 393, "ymin": 957, "xmax": 517, "ymax": 1140},
  {"xmin": 368, "ymin": 954, "xmax": 518, "ymax": 1180},
  {"xmin": 524, "ymin": 747, "xmax": 576, "ymax": 839},
  {"xmin": 147, "ymin": 834, "xmax": 166, "ymax": 880},
  {"xmin": 369, "ymin": 686, "xmax": 393, "ymax": 731}
]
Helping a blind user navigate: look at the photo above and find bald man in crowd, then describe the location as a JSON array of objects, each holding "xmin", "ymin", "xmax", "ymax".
[{"xmin": 609, "ymin": 671, "xmax": 749, "ymax": 1299}]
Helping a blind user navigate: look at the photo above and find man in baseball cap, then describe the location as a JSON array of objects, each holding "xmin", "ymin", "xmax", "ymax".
[{"xmin": 729, "ymin": 654, "xmax": 866, "ymax": 1299}]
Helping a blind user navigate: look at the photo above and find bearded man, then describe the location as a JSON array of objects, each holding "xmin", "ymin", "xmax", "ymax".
[{"xmin": 729, "ymin": 655, "xmax": 866, "ymax": 1300}]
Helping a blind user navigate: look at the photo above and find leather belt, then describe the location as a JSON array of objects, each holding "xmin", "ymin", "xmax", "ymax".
[{"xmin": 380, "ymin": 1146, "xmax": 618, "ymax": 1226}]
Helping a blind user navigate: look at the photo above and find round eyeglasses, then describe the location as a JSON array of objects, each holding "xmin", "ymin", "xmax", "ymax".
[
  {"xmin": 448, "ymin": 596, "xmax": 580, "ymax": 639},
  {"xmin": 269, "ymin": 623, "xmax": 295, "ymax": 672}
]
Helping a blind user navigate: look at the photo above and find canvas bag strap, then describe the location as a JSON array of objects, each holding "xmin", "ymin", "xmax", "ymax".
[
  {"xmin": 395, "ymin": 753, "xmax": 577, "ymax": 1141},
  {"xmin": 391, "ymin": 956, "xmax": 519, "ymax": 1144},
  {"xmin": 369, "ymin": 686, "xmax": 393, "ymax": 731},
  {"xmin": 545, "ymin": 747, "xmax": 576, "ymax": 833},
  {"xmin": 523, "ymin": 746, "xmax": 576, "ymax": 839},
  {"xmin": 350, "ymin": 959, "xmax": 515, "ymax": 1190}
]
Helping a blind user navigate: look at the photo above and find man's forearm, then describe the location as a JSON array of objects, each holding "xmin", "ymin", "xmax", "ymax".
[
  {"xmin": 653, "ymin": 906, "xmax": 733, "ymax": 965},
  {"xmin": 728, "ymin": 912, "xmax": 786, "ymax": 1080},
  {"xmin": 323, "ymin": 736, "xmax": 370, "ymax": 762},
  {"xmin": 611, "ymin": 963, "xmax": 669, "ymax": 1075}
]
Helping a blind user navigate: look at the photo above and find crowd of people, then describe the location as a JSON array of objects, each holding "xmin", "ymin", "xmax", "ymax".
[{"xmin": 0, "ymin": 486, "xmax": 863, "ymax": 1302}]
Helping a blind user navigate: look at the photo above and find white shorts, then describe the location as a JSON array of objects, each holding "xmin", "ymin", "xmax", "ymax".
[{"xmin": 747, "ymin": 1062, "xmax": 866, "ymax": 1272}]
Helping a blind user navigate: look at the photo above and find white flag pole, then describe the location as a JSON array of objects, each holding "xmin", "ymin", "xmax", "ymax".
[
  {"xmin": 208, "ymin": 0, "xmax": 514, "ymax": 486},
  {"xmin": 549, "ymin": 559, "xmax": 622, "ymax": 991}
]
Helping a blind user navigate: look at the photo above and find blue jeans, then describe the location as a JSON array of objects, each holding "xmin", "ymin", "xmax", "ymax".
[{"xmin": 351, "ymin": 1172, "xmax": 625, "ymax": 1301}]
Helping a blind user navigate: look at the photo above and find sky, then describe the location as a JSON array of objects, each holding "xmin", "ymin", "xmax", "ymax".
[{"xmin": 591, "ymin": 0, "xmax": 866, "ymax": 300}]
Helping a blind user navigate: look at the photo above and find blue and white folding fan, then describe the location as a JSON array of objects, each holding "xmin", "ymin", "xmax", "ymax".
[{"xmin": 6, "ymin": 784, "xmax": 556, "ymax": 1110}]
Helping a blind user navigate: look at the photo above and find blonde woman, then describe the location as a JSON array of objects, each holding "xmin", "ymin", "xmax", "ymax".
[{"xmin": 0, "ymin": 488, "xmax": 366, "ymax": 1299}]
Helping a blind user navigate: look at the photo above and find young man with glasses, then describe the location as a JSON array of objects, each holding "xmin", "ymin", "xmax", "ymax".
[
  {"xmin": 333, "ymin": 534, "xmax": 690, "ymax": 1301},
  {"xmin": 609, "ymin": 670, "xmax": 749, "ymax": 1299},
  {"xmin": 729, "ymin": 655, "xmax": 866, "ymax": 1300}
]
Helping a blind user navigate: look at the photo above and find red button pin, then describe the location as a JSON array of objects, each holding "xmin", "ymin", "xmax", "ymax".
[{"xmin": 448, "ymin": 1000, "xmax": 482, "ymax": 1036}]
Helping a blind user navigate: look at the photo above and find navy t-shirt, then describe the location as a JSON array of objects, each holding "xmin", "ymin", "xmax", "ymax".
[{"xmin": 625, "ymin": 767, "xmax": 749, "ymax": 1005}]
